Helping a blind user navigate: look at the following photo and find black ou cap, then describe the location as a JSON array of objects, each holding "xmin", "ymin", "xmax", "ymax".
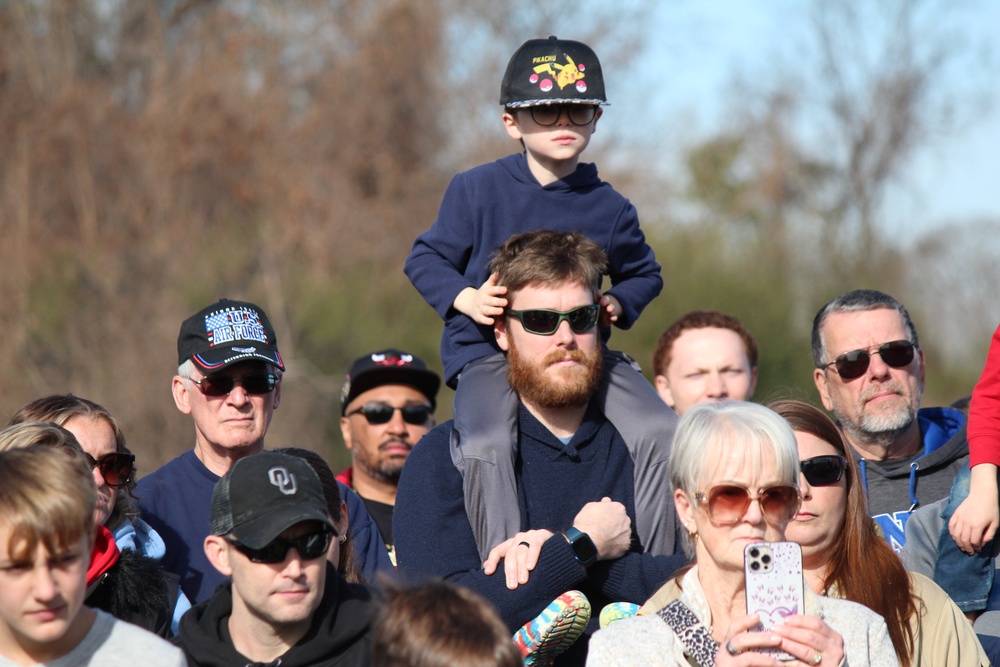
[
  {"xmin": 500, "ymin": 35, "xmax": 607, "ymax": 108},
  {"xmin": 340, "ymin": 349, "xmax": 441, "ymax": 415},
  {"xmin": 177, "ymin": 299, "xmax": 285, "ymax": 373},
  {"xmin": 211, "ymin": 452, "xmax": 333, "ymax": 549}
]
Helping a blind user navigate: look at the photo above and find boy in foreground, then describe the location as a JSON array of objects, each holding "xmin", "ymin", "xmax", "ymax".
[{"xmin": 0, "ymin": 444, "xmax": 186, "ymax": 666}]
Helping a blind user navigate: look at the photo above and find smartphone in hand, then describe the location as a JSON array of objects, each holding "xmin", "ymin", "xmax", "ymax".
[{"xmin": 744, "ymin": 541, "xmax": 805, "ymax": 661}]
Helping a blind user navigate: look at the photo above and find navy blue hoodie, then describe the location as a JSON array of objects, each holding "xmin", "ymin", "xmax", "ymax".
[{"xmin": 405, "ymin": 153, "xmax": 662, "ymax": 385}]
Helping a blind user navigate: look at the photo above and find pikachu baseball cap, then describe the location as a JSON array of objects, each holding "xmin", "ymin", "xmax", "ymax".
[{"xmin": 500, "ymin": 36, "xmax": 607, "ymax": 108}]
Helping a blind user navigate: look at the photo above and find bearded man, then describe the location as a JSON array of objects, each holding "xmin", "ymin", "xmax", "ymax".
[
  {"xmin": 811, "ymin": 289, "xmax": 969, "ymax": 550},
  {"xmin": 394, "ymin": 231, "xmax": 684, "ymax": 667}
]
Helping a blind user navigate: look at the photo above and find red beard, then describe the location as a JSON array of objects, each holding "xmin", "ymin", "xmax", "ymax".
[{"xmin": 506, "ymin": 341, "xmax": 603, "ymax": 409}]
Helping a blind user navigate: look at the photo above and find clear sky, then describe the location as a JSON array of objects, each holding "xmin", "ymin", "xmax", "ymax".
[{"xmin": 614, "ymin": 1, "xmax": 999, "ymax": 238}]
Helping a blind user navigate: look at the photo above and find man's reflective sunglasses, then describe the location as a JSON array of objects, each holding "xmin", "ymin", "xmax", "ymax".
[
  {"xmin": 348, "ymin": 403, "xmax": 433, "ymax": 425},
  {"xmin": 818, "ymin": 340, "xmax": 916, "ymax": 381},
  {"xmin": 226, "ymin": 529, "xmax": 333, "ymax": 564},
  {"xmin": 523, "ymin": 103, "xmax": 598, "ymax": 127},
  {"xmin": 800, "ymin": 455, "xmax": 847, "ymax": 487},
  {"xmin": 85, "ymin": 452, "xmax": 135, "ymax": 487},
  {"xmin": 188, "ymin": 373, "xmax": 278, "ymax": 397},
  {"xmin": 694, "ymin": 483, "xmax": 801, "ymax": 526},
  {"xmin": 506, "ymin": 305, "xmax": 600, "ymax": 336}
]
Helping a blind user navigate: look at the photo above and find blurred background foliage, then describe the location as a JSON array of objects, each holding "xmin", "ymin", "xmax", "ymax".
[{"xmin": 0, "ymin": 0, "xmax": 996, "ymax": 473}]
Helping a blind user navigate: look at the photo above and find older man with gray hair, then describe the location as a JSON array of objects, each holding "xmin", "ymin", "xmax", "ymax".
[{"xmin": 811, "ymin": 289, "xmax": 968, "ymax": 550}]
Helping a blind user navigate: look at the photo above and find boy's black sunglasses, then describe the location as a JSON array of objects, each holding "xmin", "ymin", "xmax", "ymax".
[
  {"xmin": 524, "ymin": 103, "xmax": 599, "ymax": 127},
  {"xmin": 506, "ymin": 305, "xmax": 600, "ymax": 336},
  {"xmin": 227, "ymin": 529, "xmax": 334, "ymax": 564},
  {"xmin": 86, "ymin": 452, "xmax": 136, "ymax": 487},
  {"xmin": 189, "ymin": 373, "xmax": 278, "ymax": 397},
  {"xmin": 800, "ymin": 455, "xmax": 848, "ymax": 487},
  {"xmin": 348, "ymin": 403, "xmax": 433, "ymax": 425},
  {"xmin": 817, "ymin": 340, "xmax": 916, "ymax": 381}
]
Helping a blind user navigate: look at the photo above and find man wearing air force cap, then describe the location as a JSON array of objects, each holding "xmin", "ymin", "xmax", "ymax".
[
  {"xmin": 138, "ymin": 299, "xmax": 287, "ymax": 603},
  {"xmin": 177, "ymin": 452, "xmax": 374, "ymax": 666}
]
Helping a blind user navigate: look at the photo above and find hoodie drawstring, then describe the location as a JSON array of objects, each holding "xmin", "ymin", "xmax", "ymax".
[{"xmin": 908, "ymin": 461, "xmax": 920, "ymax": 511}]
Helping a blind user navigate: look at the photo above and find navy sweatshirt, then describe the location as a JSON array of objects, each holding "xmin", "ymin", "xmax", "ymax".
[
  {"xmin": 404, "ymin": 153, "xmax": 662, "ymax": 385},
  {"xmin": 394, "ymin": 404, "xmax": 685, "ymax": 666}
]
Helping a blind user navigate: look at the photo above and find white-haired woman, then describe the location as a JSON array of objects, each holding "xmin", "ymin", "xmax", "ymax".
[{"xmin": 588, "ymin": 402, "xmax": 898, "ymax": 666}]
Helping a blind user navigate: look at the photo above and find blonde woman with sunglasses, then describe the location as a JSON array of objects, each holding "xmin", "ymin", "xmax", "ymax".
[
  {"xmin": 768, "ymin": 399, "xmax": 988, "ymax": 667},
  {"xmin": 588, "ymin": 402, "xmax": 897, "ymax": 666}
]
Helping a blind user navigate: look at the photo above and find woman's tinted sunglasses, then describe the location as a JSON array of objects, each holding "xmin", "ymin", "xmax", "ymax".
[
  {"xmin": 694, "ymin": 483, "xmax": 801, "ymax": 526},
  {"xmin": 818, "ymin": 340, "xmax": 915, "ymax": 381},
  {"xmin": 86, "ymin": 452, "xmax": 136, "ymax": 487},
  {"xmin": 227, "ymin": 529, "xmax": 334, "ymax": 564},
  {"xmin": 506, "ymin": 305, "xmax": 600, "ymax": 336},
  {"xmin": 800, "ymin": 455, "xmax": 847, "ymax": 487}
]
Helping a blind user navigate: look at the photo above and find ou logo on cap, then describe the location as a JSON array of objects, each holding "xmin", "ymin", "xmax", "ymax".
[{"xmin": 268, "ymin": 467, "xmax": 297, "ymax": 495}]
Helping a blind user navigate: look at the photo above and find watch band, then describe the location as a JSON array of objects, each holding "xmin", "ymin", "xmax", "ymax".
[{"xmin": 564, "ymin": 527, "xmax": 598, "ymax": 568}]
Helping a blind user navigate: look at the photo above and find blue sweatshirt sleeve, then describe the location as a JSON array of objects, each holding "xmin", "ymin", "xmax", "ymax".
[
  {"xmin": 394, "ymin": 424, "xmax": 590, "ymax": 630},
  {"xmin": 404, "ymin": 174, "xmax": 478, "ymax": 321},
  {"xmin": 603, "ymin": 200, "xmax": 662, "ymax": 330}
]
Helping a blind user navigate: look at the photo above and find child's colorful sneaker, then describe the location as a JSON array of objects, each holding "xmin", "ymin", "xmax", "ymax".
[
  {"xmin": 512, "ymin": 590, "xmax": 591, "ymax": 666},
  {"xmin": 599, "ymin": 601, "xmax": 640, "ymax": 628}
]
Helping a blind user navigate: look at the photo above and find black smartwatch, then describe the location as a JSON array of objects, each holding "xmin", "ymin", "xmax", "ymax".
[{"xmin": 563, "ymin": 527, "xmax": 598, "ymax": 568}]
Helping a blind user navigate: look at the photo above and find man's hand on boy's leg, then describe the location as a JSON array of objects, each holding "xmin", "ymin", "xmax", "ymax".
[
  {"xmin": 598, "ymin": 293, "xmax": 621, "ymax": 328},
  {"xmin": 454, "ymin": 272, "xmax": 508, "ymax": 325},
  {"xmin": 949, "ymin": 463, "xmax": 999, "ymax": 553}
]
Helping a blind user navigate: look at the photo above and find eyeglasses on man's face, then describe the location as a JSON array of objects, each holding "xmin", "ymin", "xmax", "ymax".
[
  {"xmin": 818, "ymin": 340, "xmax": 916, "ymax": 381},
  {"xmin": 506, "ymin": 305, "xmax": 600, "ymax": 336},
  {"xmin": 347, "ymin": 403, "xmax": 433, "ymax": 426},
  {"xmin": 188, "ymin": 373, "xmax": 278, "ymax": 397},
  {"xmin": 226, "ymin": 529, "xmax": 334, "ymax": 564}
]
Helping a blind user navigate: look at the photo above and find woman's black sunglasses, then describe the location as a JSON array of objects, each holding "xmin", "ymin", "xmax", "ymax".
[
  {"xmin": 506, "ymin": 305, "xmax": 600, "ymax": 336},
  {"xmin": 800, "ymin": 455, "xmax": 847, "ymax": 487},
  {"xmin": 818, "ymin": 340, "xmax": 915, "ymax": 381}
]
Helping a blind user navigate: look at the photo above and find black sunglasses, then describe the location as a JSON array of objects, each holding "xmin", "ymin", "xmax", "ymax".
[
  {"xmin": 348, "ymin": 403, "xmax": 433, "ymax": 425},
  {"xmin": 800, "ymin": 455, "xmax": 847, "ymax": 486},
  {"xmin": 227, "ymin": 529, "xmax": 333, "ymax": 564},
  {"xmin": 189, "ymin": 373, "xmax": 277, "ymax": 397},
  {"xmin": 85, "ymin": 452, "xmax": 135, "ymax": 487},
  {"xmin": 506, "ymin": 305, "xmax": 600, "ymax": 336},
  {"xmin": 525, "ymin": 104, "xmax": 599, "ymax": 127},
  {"xmin": 818, "ymin": 340, "xmax": 916, "ymax": 381}
]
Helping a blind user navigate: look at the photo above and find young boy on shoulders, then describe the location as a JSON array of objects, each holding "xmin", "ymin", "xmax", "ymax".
[
  {"xmin": 405, "ymin": 36, "xmax": 677, "ymax": 561},
  {"xmin": 0, "ymin": 443, "xmax": 186, "ymax": 667}
]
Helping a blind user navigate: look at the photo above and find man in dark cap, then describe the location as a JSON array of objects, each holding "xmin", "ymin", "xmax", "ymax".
[
  {"xmin": 337, "ymin": 349, "xmax": 440, "ymax": 565},
  {"xmin": 178, "ymin": 452, "xmax": 374, "ymax": 666},
  {"xmin": 138, "ymin": 299, "xmax": 287, "ymax": 603}
]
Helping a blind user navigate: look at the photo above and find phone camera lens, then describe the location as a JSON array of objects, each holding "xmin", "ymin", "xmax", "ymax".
[
  {"xmin": 762, "ymin": 554, "xmax": 771, "ymax": 564},
  {"xmin": 749, "ymin": 547, "xmax": 759, "ymax": 557},
  {"xmin": 750, "ymin": 561, "xmax": 760, "ymax": 571}
]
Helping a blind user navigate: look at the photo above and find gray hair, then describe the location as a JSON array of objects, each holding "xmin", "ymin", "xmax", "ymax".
[
  {"xmin": 668, "ymin": 402, "xmax": 799, "ymax": 556},
  {"xmin": 811, "ymin": 290, "xmax": 919, "ymax": 367}
]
